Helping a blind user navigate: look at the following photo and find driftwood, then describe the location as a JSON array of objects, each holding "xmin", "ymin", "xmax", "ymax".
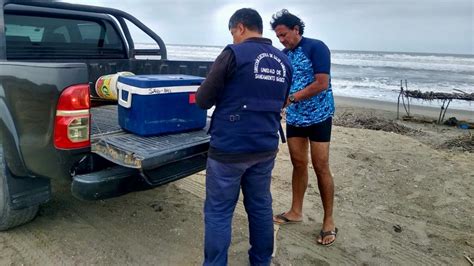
[
  {"xmin": 334, "ymin": 112, "xmax": 423, "ymax": 135},
  {"xmin": 439, "ymin": 133, "xmax": 474, "ymax": 153},
  {"xmin": 402, "ymin": 90, "xmax": 474, "ymax": 101},
  {"xmin": 397, "ymin": 80, "xmax": 473, "ymax": 124}
]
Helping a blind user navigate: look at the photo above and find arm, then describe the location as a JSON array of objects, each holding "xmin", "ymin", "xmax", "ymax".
[
  {"xmin": 195, "ymin": 48, "xmax": 235, "ymax": 109},
  {"xmin": 291, "ymin": 73, "xmax": 329, "ymax": 102}
]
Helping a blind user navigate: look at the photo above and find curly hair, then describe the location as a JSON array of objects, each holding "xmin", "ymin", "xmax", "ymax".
[{"xmin": 270, "ymin": 9, "xmax": 305, "ymax": 35}]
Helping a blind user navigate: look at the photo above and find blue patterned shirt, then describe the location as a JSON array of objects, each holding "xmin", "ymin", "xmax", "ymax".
[{"xmin": 285, "ymin": 37, "xmax": 335, "ymax": 126}]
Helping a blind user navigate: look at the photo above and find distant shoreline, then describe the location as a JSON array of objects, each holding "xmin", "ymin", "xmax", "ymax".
[
  {"xmin": 137, "ymin": 42, "xmax": 474, "ymax": 58},
  {"xmin": 335, "ymin": 95, "xmax": 474, "ymax": 122},
  {"xmin": 161, "ymin": 43, "xmax": 474, "ymax": 57}
]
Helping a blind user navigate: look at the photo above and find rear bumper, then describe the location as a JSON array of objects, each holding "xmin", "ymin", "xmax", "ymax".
[
  {"xmin": 71, "ymin": 154, "xmax": 206, "ymax": 201},
  {"xmin": 71, "ymin": 165, "xmax": 137, "ymax": 200}
]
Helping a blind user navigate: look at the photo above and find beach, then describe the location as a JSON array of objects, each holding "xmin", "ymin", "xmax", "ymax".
[{"xmin": 0, "ymin": 96, "xmax": 472, "ymax": 265}]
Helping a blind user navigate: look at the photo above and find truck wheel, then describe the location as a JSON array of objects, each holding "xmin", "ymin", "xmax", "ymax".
[{"xmin": 0, "ymin": 157, "xmax": 39, "ymax": 231}]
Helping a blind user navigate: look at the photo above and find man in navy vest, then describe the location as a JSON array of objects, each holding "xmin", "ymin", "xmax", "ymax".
[
  {"xmin": 270, "ymin": 9, "xmax": 338, "ymax": 246},
  {"xmin": 196, "ymin": 8, "xmax": 292, "ymax": 266}
]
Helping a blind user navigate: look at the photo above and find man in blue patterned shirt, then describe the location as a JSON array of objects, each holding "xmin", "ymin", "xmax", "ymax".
[{"xmin": 271, "ymin": 9, "xmax": 338, "ymax": 246}]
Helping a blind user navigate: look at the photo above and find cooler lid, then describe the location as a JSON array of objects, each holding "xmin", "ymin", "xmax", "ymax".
[{"xmin": 117, "ymin": 74, "xmax": 204, "ymax": 88}]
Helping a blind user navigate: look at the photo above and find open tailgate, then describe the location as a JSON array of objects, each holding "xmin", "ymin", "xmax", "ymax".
[{"xmin": 90, "ymin": 105, "xmax": 210, "ymax": 170}]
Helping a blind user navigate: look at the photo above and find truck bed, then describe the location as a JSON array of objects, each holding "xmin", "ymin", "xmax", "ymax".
[{"xmin": 90, "ymin": 105, "xmax": 210, "ymax": 169}]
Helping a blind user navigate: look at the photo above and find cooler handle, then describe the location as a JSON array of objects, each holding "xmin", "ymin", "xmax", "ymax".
[{"xmin": 118, "ymin": 84, "xmax": 132, "ymax": 108}]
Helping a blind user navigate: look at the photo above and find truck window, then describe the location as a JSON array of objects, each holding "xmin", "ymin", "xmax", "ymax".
[{"xmin": 5, "ymin": 14, "xmax": 126, "ymax": 59}]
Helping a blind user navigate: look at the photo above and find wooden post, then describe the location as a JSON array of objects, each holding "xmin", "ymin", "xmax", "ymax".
[
  {"xmin": 397, "ymin": 80, "xmax": 402, "ymax": 119},
  {"xmin": 405, "ymin": 79, "xmax": 410, "ymax": 117},
  {"xmin": 438, "ymin": 99, "xmax": 452, "ymax": 124}
]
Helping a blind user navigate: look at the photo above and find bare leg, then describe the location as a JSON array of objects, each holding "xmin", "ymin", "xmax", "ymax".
[
  {"xmin": 274, "ymin": 137, "xmax": 308, "ymax": 223},
  {"xmin": 310, "ymin": 141, "xmax": 336, "ymax": 245}
]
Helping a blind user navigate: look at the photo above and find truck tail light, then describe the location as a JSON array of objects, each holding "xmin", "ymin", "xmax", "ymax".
[{"xmin": 54, "ymin": 84, "xmax": 91, "ymax": 149}]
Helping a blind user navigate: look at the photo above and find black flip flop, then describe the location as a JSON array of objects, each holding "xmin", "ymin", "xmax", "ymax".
[
  {"xmin": 318, "ymin": 227, "xmax": 338, "ymax": 246},
  {"xmin": 273, "ymin": 212, "xmax": 302, "ymax": 225}
]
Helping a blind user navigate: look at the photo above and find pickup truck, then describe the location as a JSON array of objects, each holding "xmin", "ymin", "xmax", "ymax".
[{"xmin": 0, "ymin": 0, "xmax": 213, "ymax": 230}]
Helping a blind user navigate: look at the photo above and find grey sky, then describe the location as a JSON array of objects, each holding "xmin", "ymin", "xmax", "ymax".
[{"xmin": 66, "ymin": 0, "xmax": 473, "ymax": 54}]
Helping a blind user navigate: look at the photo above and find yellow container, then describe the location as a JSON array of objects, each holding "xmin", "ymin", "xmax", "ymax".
[{"xmin": 95, "ymin": 71, "xmax": 134, "ymax": 100}]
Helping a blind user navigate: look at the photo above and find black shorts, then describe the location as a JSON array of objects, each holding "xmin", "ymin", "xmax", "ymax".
[{"xmin": 286, "ymin": 117, "xmax": 332, "ymax": 142}]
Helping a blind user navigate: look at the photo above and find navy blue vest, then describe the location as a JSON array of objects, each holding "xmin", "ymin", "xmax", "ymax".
[{"xmin": 210, "ymin": 40, "xmax": 292, "ymax": 153}]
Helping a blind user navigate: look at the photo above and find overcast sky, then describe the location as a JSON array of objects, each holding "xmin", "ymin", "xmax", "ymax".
[{"xmin": 65, "ymin": 0, "xmax": 473, "ymax": 55}]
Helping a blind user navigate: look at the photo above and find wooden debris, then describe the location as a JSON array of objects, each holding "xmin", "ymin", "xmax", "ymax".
[
  {"xmin": 465, "ymin": 255, "xmax": 474, "ymax": 266},
  {"xmin": 396, "ymin": 80, "xmax": 474, "ymax": 124},
  {"xmin": 402, "ymin": 90, "xmax": 474, "ymax": 101},
  {"xmin": 439, "ymin": 133, "xmax": 474, "ymax": 153},
  {"xmin": 334, "ymin": 112, "xmax": 421, "ymax": 135}
]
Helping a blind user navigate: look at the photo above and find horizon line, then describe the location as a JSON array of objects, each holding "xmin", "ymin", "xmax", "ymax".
[{"xmin": 135, "ymin": 42, "xmax": 474, "ymax": 57}]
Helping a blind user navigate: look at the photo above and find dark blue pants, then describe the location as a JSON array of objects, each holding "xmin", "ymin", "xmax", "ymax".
[{"xmin": 203, "ymin": 155, "xmax": 276, "ymax": 266}]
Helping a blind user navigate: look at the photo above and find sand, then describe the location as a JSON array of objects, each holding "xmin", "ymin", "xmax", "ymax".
[{"xmin": 0, "ymin": 97, "xmax": 472, "ymax": 265}]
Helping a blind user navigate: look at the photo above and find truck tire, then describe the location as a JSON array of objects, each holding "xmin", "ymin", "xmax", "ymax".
[{"xmin": 0, "ymin": 151, "xmax": 39, "ymax": 231}]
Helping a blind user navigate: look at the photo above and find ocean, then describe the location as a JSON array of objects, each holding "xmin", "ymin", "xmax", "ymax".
[{"xmin": 143, "ymin": 43, "xmax": 474, "ymax": 112}]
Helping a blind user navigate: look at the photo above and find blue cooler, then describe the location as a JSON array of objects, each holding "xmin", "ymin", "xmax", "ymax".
[{"xmin": 117, "ymin": 74, "xmax": 206, "ymax": 136}]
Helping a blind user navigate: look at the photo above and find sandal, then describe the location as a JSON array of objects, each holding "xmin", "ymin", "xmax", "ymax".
[
  {"xmin": 273, "ymin": 212, "xmax": 303, "ymax": 225},
  {"xmin": 317, "ymin": 227, "xmax": 338, "ymax": 246}
]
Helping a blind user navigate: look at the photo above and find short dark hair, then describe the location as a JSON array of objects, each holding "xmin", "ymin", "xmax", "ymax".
[
  {"xmin": 270, "ymin": 9, "xmax": 305, "ymax": 35},
  {"xmin": 228, "ymin": 8, "xmax": 263, "ymax": 34}
]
